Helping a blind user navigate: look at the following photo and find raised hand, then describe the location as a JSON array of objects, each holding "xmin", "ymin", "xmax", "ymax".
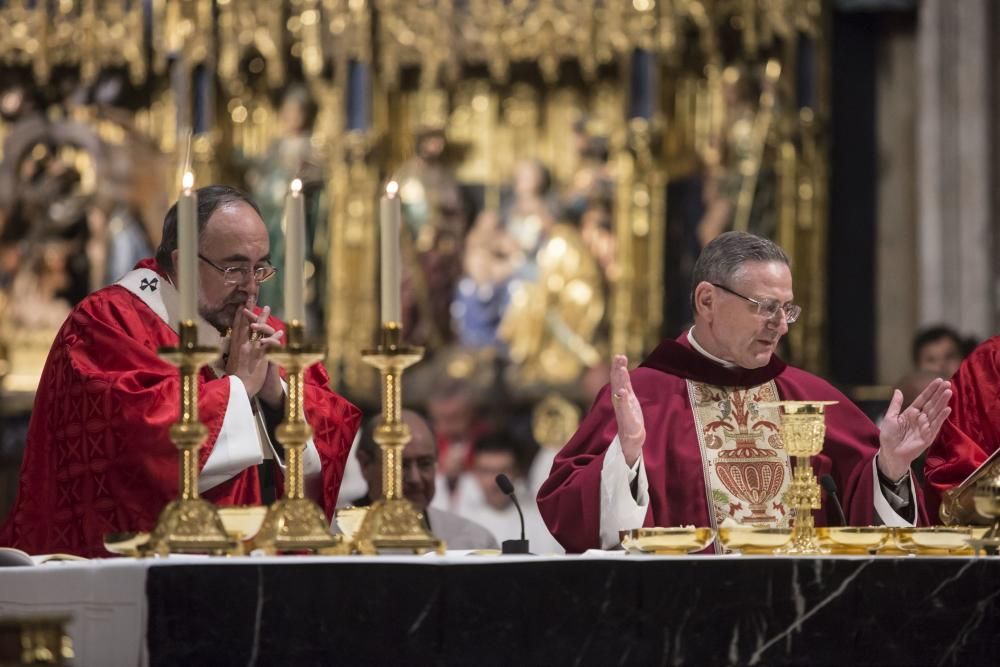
[
  {"xmin": 251, "ymin": 305, "xmax": 285, "ymax": 408},
  {"xmin": 878, "ymin": 378, "xmax": 952, "ymax": 481},
  {"xmin": 610, "ymin": 355, "xmax": 645, "ymax": 466},
  {"xmin": 225, "ymin": 299, "xmax": 283, "ymax": 400}
]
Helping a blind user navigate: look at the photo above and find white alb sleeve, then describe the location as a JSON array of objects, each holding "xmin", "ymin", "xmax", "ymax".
[
  {"xmin": 199, "ymin": 376, "xmax": 264, "ymax": 492},
  {"xmin": 599, "ymin": 435, "xmax": 650, "ymax": 549},
  {"xmin": 871, "ymin": 457, "xmax": 918, "ymax": 527}
]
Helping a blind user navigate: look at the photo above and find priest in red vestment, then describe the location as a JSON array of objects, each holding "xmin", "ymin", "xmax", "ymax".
[
  {"xmin": 538, "ymin": 232, "xmax": 953, "ymax": 553},
  {"xmin": 924, "ymin": 336, "xmax": 1000, "ymax": 522},
  {"xmin": 0, "ymin": 186, "xmax": 360, "ymax": 556}
]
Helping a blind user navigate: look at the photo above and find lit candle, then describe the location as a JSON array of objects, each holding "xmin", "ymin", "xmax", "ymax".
[
  {"xmin": 284, "ymin": 178, "xmax": 306, "ymax": 324},
  {"xmin": 380, "ymin": 181, "xmax": 401, "ymax": 325},
  {"xmin": 178, "ymin": 171, "xmax": 198, "ymax": 323}
]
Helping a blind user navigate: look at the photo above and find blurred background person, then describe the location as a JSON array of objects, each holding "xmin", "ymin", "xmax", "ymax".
[
  {"xmin": 911, "ymin": 325, "xmax": 968, "ymax": 379},
  {"xmin": 443, "ymin": 430, "xmax": 563, "ymax": 554},
  {"xmin": 352, "ymin": 411, "xmax": 497, "ymax": 551}
]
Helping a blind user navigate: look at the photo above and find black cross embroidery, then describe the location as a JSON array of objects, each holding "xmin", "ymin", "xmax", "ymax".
[{"xmin": 140, "ymin": 277, "xmax": 159, "ymax": 292}]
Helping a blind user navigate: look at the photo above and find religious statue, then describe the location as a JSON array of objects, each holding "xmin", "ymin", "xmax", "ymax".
[
  {"xmin": 698, "ymin": 64, "xmax": 779, "ymax": 247},
  {"xmin": 0, "ymin": 78, "xmax": 164, "ymax": 394},
  {"xmin": 392, "ymin": 127, "xmax": 467, "ymax": 349},
  {"xmin": 498, "ymin": 220, "xmax": 604, "ymax": 388},
  {"xmin": 243, "ymin": 84, "xmax": 327, "ymax": 327},
  {"xmin": 562, "ymin": 115, "xmax": 619, "ymax": 292},
  {"xmin": 453, "ymin": 160, "xmax": 557, "ymax": 350}
]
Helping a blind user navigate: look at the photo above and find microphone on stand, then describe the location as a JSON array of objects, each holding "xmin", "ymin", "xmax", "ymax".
[
  {"xmin": 495, "ymin": 474, "xmax": 531, "ymax": 554},
  {"xmin": 820, "ymin": 474, "xmax": 847, "ymax": 527}
]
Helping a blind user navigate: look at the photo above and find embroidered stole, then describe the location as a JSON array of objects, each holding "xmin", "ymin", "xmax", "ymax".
[{"xmin": 686, "ymin": 379, "xmax": 792, "ymax": 530}]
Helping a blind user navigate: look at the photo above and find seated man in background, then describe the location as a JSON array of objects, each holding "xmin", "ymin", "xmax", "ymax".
[{"xmin": 354, "ymin": 411, "xmax": 497, "ymax": 551}]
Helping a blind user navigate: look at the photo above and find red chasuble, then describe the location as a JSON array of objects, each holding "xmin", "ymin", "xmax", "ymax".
[
  {"xmin": 0, "ymin": 260, "xmax": 360, "ymax": 557},
  {"xmin": 538, "ymin": 334, "xmax": 926, "ymax": 553},
  {"xmin": 924, "ymin": 336, "xmax": 1000, "ymax": 521}
]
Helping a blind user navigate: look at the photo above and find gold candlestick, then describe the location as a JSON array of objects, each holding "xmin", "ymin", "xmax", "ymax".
[
  {"xmin": 769, "ymin": 401, "xmax": 837, "ymax": 555},
  {"xmin": 148, "ymin": 321, "xmax": 236, "ymax": 556},
  {"xmin": 354, "ymin": 323, "xmax": 445, "ymax": 554},
  {"xmin": 253, "ymin": 321, "xmax": 347, "ymax": 554}
]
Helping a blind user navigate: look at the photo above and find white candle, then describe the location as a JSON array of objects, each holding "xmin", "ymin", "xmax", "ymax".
[
  {"xmin": 284, "ymin": 178, "xmax": 306, "ymax": 323},
  {"xmin": 380, "ymin": 181, "xmax": 402, "ymax": 325},
  {"xmin": 178, "ymin": 171, "xmax": 198, "ymax": 323}
]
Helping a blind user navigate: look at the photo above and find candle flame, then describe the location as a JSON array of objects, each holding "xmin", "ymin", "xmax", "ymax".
[
  {"xmin": 291, "ymin": 178, "xmax": 303, "ymax": 195},
  {"xmin": 386, "ymin": 180, "xmax": 399, "ymax": 197},
  {"xmin": 181, "ymin": 171, "xmax": 195, "ymax": 191}
]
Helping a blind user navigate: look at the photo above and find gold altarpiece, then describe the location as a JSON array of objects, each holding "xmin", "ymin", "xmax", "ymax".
[{"xmin": 0, "ymin": 0, "xmax": 830, "ymax": 406}]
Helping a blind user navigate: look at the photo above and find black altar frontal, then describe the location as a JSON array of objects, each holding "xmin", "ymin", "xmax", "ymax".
[{"xmin": 4, "ymin": 553, "xmax": 995, "ymax": 666}]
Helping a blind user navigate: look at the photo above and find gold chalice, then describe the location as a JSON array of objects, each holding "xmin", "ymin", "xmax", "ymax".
[{"xmin": 764, "ymin": 401, "xmax": 837, "ymax": 555}]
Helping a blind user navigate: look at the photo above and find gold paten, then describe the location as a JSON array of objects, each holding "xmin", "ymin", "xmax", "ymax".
[
  {"xmin": 217, "ymin": 506, "xmax": 268, "ymax": 543},
  {"xmin": 764, "ymin": 401, "xmax": 838, "ymax": 555},
  {"xmin": 817, "ymin": 527, "xmax": 891, "ymax": 554},
  {"xmin": 103, "ymin": 532, "xmax": 151, "ymax": 558},
  {"xmin": 718, "ymin": 526, "xmax": 793, "ymax": 554},
  {"xmin": 894, "ymin": 527, "xmax": 976, "ymax": 556},
  {"xmin": 146, "ymin": 321, "xmax": 236, "ymax": 556},
  {"xmin": 620, "ymin": 527, "xmax": 715, "ymax": 555},
  {"xmin": 254, "ymin": 321, "xmax": 348, "ymax": 555},
  {"xmin": 354, "ymin": 323, "xmax": 445, "ymax": 555}
]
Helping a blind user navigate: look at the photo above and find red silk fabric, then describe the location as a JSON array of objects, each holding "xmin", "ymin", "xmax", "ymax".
[
  {"xmin": 0, "ymin": 261, "xmax": 359, "ymax": 556},
  {"xmin": 924, "ymin": 336, "xmax": 1000, "ymax": 521}
]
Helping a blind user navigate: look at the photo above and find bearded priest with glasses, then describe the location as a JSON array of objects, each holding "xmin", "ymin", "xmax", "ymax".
[
  {"xmin": 539, "ymin": 232, "xmax": 952, "ymax": 553},
  {"xmin": 0, "ymin": 185, "xmax": 360, "ymax": 557}
]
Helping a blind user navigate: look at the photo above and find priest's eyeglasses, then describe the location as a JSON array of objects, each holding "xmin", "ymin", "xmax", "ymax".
[
  {"xmin": 711, "ymin": 283, "xmax": 802, "ymax": 324},
  {"xmin": 199, "ymin": 254, "xmax": 278, "ymax": 285}
]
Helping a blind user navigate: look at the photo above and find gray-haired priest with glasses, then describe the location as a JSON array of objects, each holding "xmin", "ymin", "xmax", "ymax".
[
  {"xmin": 539, "ymin": 231, "xmax": 952, "ymax": 553},
  {"xmin": 0, "ymin": 185, "xmax": 360, "ymax": 557}
]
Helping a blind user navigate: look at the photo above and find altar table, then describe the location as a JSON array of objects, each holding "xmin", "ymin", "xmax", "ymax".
[{"xmin": 1, "ymin": 553, "xmax": 998, "ymax": 666}]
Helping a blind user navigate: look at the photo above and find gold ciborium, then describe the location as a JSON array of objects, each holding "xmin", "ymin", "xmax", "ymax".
[
  {"xmin": 354, "ymin": 323, "xmax": 445, "ymax": 554},
  {"xmin": 971, "ymin": 465, "xmax": 1000, "ymax": 554},
  {"xmin": 768, "ymin": 401, "xmax": 837, "ymax": 555},
  {"xmin": 147, "ymin": 321, "xmax": 236, "ymax": 556},
  {"xmin": 253, "ymin": 321, "xmax": 348, "ymax": 554}
]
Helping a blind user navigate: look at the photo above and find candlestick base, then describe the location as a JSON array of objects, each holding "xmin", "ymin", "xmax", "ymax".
[
  {"xmin": 357, "ymin": 322, "xmax": 446, "ymax": 554},
  {"xmin": 148, "ymin": 498, "xmax": 237, "ymax": 556},
  {"xmin": 253, "ymin": 498, "xmax": 350, "ymax": 555},
  {"xmin": 254, "ymin": 321, "xmax": 347, "ymax": 554},
  {"xmin": 352, "ymin": 498, "xmax": 446, "ymax": 555},
  {"xmin": 146, "ymin": 332, "xmax": 237, "ymax": 556}
]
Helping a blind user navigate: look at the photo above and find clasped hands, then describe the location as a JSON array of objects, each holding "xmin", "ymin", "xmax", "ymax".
[
  {"xmin": 225, "ymin": 296, "xmax": 284, "ymax": 408},
  {"xmin": 608, "ymin": 354, "xmax": 953, "ymax": 480}
]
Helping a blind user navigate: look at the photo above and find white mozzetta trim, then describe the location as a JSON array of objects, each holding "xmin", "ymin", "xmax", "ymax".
[{"xmin": 115, "ymin": 268, "xmax": 226, "ymax": 349}]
